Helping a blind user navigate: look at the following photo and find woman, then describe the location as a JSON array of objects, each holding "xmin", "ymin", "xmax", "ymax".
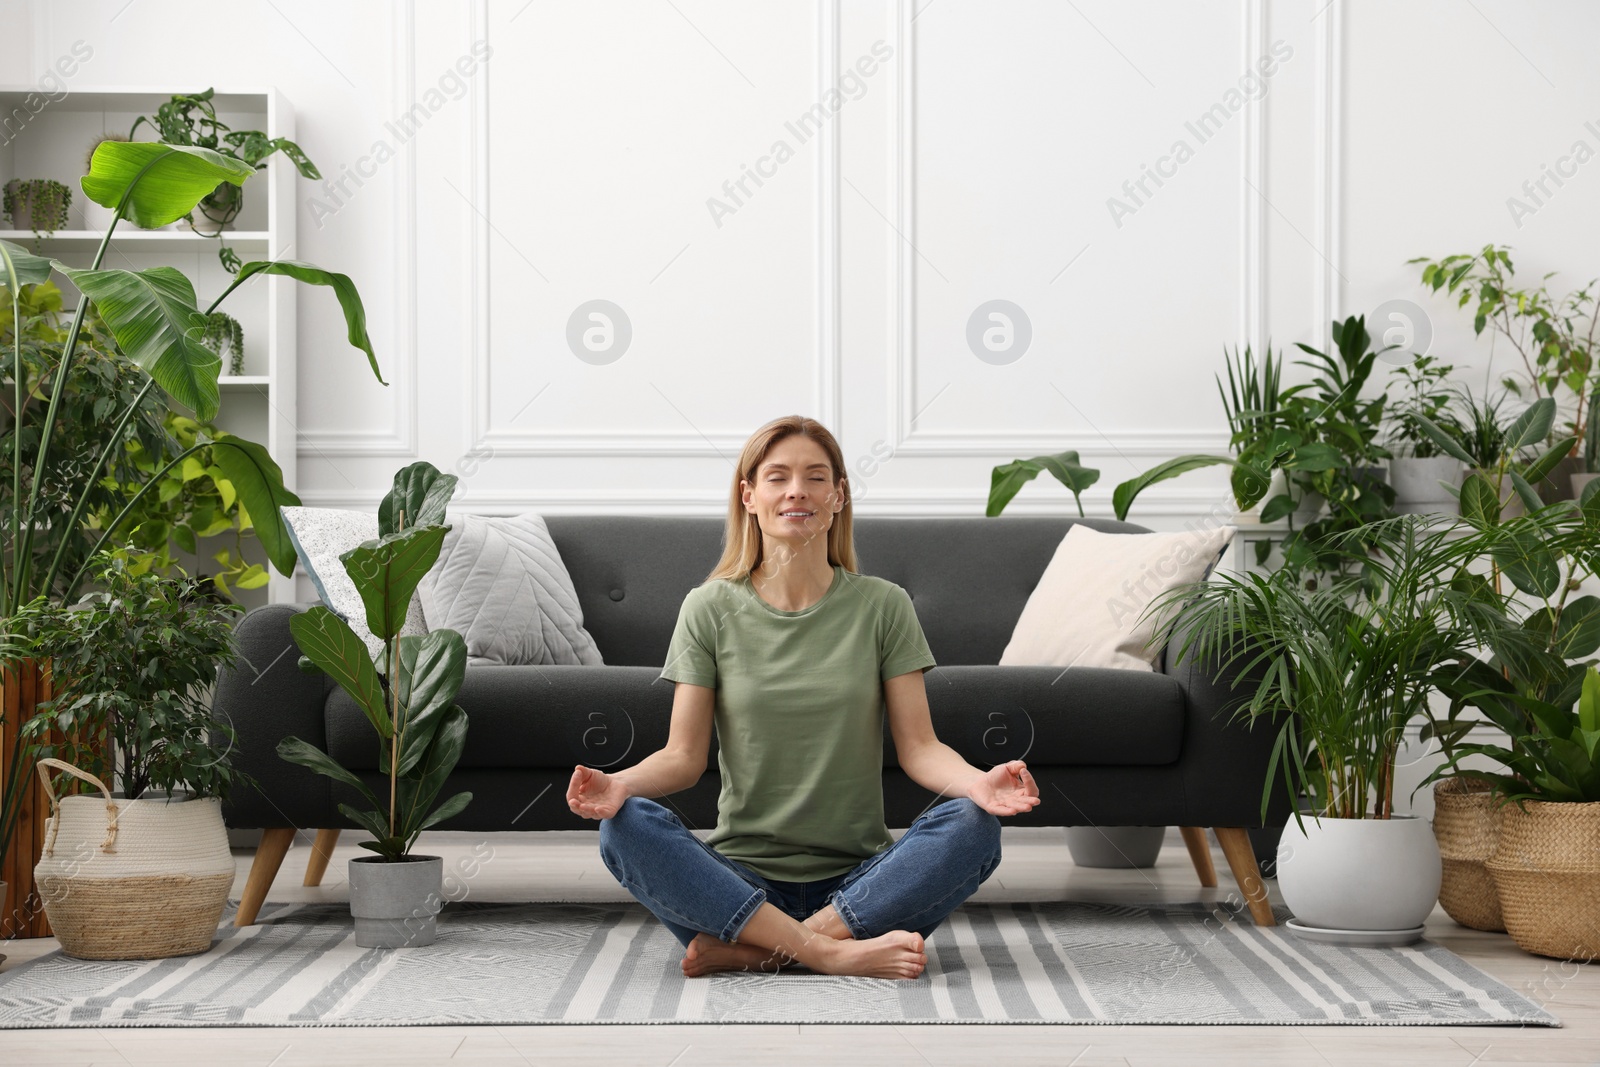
[{"xmin": 567, "ymin": 416, "xmax": 1040, "ymax": 980}]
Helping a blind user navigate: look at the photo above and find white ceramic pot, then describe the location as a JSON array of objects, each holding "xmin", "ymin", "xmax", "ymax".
[
  {"xmin": 1389, "ymin": 456, "xmax": 1464, "ymax": 516},
  {"xmin": 1276, "ymin": 814, "xmax": 1441, "ymax": 931}
]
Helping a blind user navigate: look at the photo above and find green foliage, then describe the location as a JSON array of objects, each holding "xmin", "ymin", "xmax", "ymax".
[
  {"xmin": 1384, "ymin": 355, "xmax": 1463, "ymax": 459},
  {"xmin": 278, "ymin": 462, "xmax": 471, "ymax": 861},
  {"xmin": 197, "ymin": 312, "xmax": 245, "ymax": 376},
  {"xmin": 3, "ymin": 179, "xmax": 72, "ymax": 243},
  {"xmin": 1409, "ymin": 244, "xmax": 1597, "ymax": 448},
  {"xmin": 128, "ymin": 87, "xmax": 321, "ymax": 273},
  {"xmin": 1584, "ymin": 393, "xmax": 1600, "ymax": 473},
  {"xmin": 1160, "ymin": 516, "xmax": 1513, "ymax": 822},
  {"xmin": 12, "ymin": 556, "xmax": 247, "ymax": 800},
  {"xmin": 986, "ymin": 451, "xmax": 1100, "ymax": 518}
]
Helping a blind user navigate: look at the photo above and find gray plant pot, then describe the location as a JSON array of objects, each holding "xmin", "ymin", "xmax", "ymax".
[
  {"xmin": 1065, "ymin": 825, "xmax": 1166, "ymax": 868},
  {"xmin": 1570, "ymin": 472, "xmax": 1598, "ymax": 500},
  {"xmin": 1389, "ymin": 456, "xmax": 1463, "ymax": 516},
  {"xmin": 348, "ymin": 854, "xmax": 444, "ymax": 948}
]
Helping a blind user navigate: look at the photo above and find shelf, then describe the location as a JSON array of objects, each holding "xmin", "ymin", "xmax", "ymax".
[
  {"xmin": 219, "ymin": 376, "xmax": 270, "ymax": 390},
  {"xmin": 0, "ymin": 230, "xmax": 273, "ymax": 253}
]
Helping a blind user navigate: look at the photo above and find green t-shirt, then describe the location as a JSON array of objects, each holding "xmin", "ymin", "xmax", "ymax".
[{"xmin": 656, "ymin": 565, "xmax": 938, "ymax": 882}]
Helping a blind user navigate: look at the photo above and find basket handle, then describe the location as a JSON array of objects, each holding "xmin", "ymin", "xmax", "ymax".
[{"xmin": 35, "ymin": 757, "xmax": 119, "ymax": 857}]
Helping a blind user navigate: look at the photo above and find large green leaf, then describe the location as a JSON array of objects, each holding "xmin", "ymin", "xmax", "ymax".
[
  {"xmin": 1504, "ymin": 397, "xmax": 1556, "ymax": 454},
  {"xmin": 209, "ymin": 436, "xmax": 302, "ymax": 576},
  {"xmin": 1494, "ymin": 526, "xmax": 1561, "ymax": 598},
  {"xmin": 287, "ymin": 607, "xmax": 393, "ymax": 736},
  {"xmin": 399, "ymin": 704, "xmax": 469, "ymax": 841},
  {"xmin": 56, "ymin": 264, "xmax": 221, "ymax": 419},
  {"xmin": 1460, "ymin": 472, "xmax": 1502, "ymax": 526},
  {"xmin": 986, "ymin": 451, "xmax": 1100, "ymax": 517},
  {"xmin": 340, "ymin": 524, "xmax": 450, "ymax": 642},
  {"xmin": 1524, "ymin": 436, "xmax": 1579, "ymax": 485},
  {"xmin": 394, "ymin": 630, "xmax": 468, "ymax": 776},
  {"xmin": 277, "ymin": 736, "xmax": 382, "ymax": 810},
  {"xmin": 80, "ymin": 140, "xmax": 253, "ymax": 229},
  {"xmin": 0, "ymin": 239, "xmax": 54, "ymax": 294},
  {"xmin": 1555, "ymin": 596, "xmax": 1600, "ymax": 660},
  {"xmin": 214, "ymin": 260, "xmax": 383, "ymax": 384},
  {"xmin": 416, "ymin": 790, "xmax": 472, "ymax": 832},
  {"xmin": 1111, "ymin": 455, "xmax": 1263, "ymax": 521},
  {"xmin": 1410, "ymin": 413, "xmax": 1477, "ymax": 465},
  {"xmin": 379, "ymin": 461, "xmax": 458, "ymax": 537}
]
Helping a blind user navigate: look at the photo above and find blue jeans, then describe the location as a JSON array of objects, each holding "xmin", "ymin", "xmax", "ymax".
[{"xmin": 598, "ymin": 795, "xmax": 1002, "ymax": 949}]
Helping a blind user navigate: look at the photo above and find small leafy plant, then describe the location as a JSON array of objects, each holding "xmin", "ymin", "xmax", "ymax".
[
  {"xmin": 1385, "ymin": 355, "xmax": 1463, "ymax": 459},
  {"xmin": 3, "ymin": 179, "xmax": 72, "ymax": 244},
  {"xmin": 16, "ymin": 556, "xmax": 247, "ymax": 800},
  {"xmin": 277, "ymin": 462, "xmax": 472, "ymax": 861},
  {"xmin": 130, "ymin": 88, "xmax": 320, "ymax": 272}
]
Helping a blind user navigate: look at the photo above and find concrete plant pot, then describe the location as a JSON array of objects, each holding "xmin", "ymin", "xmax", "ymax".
[
  {"xmin": 348, "ymin": 854, "xmax": 444, "ymax": 948},
  {"xmin": 1389, "ymin": 456, "xmax": 1464, "ymax": 516},
  {"xmin": 1277, "ymin": 814, "xmax": 1440, "ymax": 933},
  {"xmin": 1065, "ymin": 825, "xmax": 1166, "ymax": 868}
]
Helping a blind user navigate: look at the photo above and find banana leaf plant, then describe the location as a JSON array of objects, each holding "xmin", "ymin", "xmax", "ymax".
[
  {"xmin": 277, "ymin": 462, "xmax": 473, "ymax": 861},
  {"xmin": 0, "ymin": 138, "xmax": 383, "ymax": 883},
  {"xmin": 1, "ymin": 138, "xmax": 384, "ymax": 613}
]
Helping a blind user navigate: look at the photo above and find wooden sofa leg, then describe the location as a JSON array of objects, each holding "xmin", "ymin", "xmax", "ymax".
[
  {"xmin": 1213, "ymin": 826, "xmax": 1275, "ymax": 927},
  {"xmin": 303, "ymin": 828, "xmax": 340, "ymax": 887},
  {"xmin": 236, "ymin": 827, "xmax": 294, "ymax": 927},
  {"xmin": 1180, "ymin": 826, "xmax": 1217, "ymax": 888}
]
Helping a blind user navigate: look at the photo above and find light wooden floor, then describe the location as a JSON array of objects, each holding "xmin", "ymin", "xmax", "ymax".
[{"xmin": 1, "ymin": 826, "xmax": 1596, "ymax": 1066}]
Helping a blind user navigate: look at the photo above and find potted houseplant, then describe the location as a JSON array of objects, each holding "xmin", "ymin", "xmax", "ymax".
[
  {"xmin": 129, "ymin": 88, "xmax": 320, "ymax": 271},
  {"xmin": 1160, "ymin": 516, "xmax": 1504, "ymax": 943},
  {"xmin": 10, "ymin": 558, "xmax": 245, "ymax": 959},
  {"xmin": 3, "ymin": 179, "xmax": 72, "ymax": 244},
  {"xmin": 1421, "ymin": 491, "xmax": 1600, "ymax": 944},
  {"xmin": 0, "ymin": 136, "xmax": 382, "ymax": 937},
  {"xmin": 277, "ymin": 461, "xmax": 473, "ymax": 949},
  {"xmin": 1413, "ymin": 393, "xmax": 1576, "ymax": 527},
  {"xmin": 1384, "ymin": 355, "xmax": 1465, "ymax": 516},
  {"xmin": 1409, "ymin": 245, "xmax": 1597, "ymax": 503}
]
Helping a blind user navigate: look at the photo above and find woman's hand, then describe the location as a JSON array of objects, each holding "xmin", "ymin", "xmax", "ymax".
[
  {"xmin": 567, "ymin": 764, "xmax": 630, "ymax": 820},
  {"xmin": 968, "ymin": 759, "xmax": 1041, "ymax": 817}
]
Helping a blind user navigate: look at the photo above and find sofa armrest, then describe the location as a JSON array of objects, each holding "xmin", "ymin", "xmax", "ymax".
[
  {"xmin": 216, "ymin": 602, "xmax": 337, "ymax": 829},
  {"xmin": 1160, "ymin": 614, "xmax": 1293, "ymax": 829}
]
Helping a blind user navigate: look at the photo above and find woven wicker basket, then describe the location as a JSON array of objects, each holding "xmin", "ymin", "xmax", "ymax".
[
  {"xmin": 1486, "ymin": 798, "xmax": 1600, "ymax": 961},
  {"xmin": 1432, "ymin": 779, "xmax": 1505, "ymax": 932},
  {"xmin": 32, "ymin": 759, "xmax": 235, "ymax": 960}
]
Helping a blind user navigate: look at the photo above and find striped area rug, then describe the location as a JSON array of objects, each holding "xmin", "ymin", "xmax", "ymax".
[{"xmin": 0, "ymin": 900, "xmax": 1556, "ymax": 1027}]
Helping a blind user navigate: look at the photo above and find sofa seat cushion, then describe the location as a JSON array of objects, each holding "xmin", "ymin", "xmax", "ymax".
[{"xmin": 324, "ymin": 664, "xmax": 1184, "ymax": 771}]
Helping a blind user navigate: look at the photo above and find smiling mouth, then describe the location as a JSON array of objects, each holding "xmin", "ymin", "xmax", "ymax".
[{"xmin": 779, "ymin": 510, "xmax": 815, "ymax": 520}]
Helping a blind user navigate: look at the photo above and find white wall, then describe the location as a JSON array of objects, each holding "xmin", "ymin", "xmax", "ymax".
[{"xmin": 13, "ymin": 0, "xmax": 1600, "ymax": 526}]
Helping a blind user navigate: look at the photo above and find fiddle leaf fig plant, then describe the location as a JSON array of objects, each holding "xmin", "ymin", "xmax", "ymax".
[{"xmin": 277, "ymin": 462, "xmax": 473, "ymax": 861}]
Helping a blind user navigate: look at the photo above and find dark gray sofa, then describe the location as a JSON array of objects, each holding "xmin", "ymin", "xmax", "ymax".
[{"xmin": 217, "ymin": 515, "xmax": 1286, "ymax": 927}]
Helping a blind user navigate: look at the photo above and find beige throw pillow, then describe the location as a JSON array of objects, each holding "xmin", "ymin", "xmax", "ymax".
[{"xmin": 999, "ymin": 524, "xmax": 1236, "ymax": 672}]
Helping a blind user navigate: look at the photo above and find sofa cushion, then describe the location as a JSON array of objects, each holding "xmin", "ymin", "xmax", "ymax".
[
  {"xmin": 324, "ymin": 664, "xmax": 1185, "ymax": 771},
  {"xmin": 417, "ymin": 513, "xmax": 604, "ymax": 667},
  {"xmin": 1000, "ymin": 524, "xmax": 1234, "ymax": 671}
]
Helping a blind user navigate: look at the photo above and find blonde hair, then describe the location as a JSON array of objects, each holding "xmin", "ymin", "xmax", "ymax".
[{"xmin": 706, "ymin": 415, "xmax": 859, "ymax": 582}]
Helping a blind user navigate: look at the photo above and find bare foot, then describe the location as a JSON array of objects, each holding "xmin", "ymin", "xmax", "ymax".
[
  {"xmin": 811, "ymin": 929, "xmax": 927, "ymax": 980},
  {"xmin": 682, "ymin": 932, "xmax": 794, "ymax": 977}
]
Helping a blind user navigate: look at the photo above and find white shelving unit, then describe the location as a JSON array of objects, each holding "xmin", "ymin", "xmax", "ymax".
[{"xmin": 0, "ymin": 86, "xmax": 299, "ymax": 607}]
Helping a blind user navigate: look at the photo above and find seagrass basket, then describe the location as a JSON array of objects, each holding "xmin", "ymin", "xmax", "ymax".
[
  {"xmin": 1432, "ymin": 778, "xmax": 1505, "ymax": 932},
  {"xmin": 1486, "ymin": 798, "xmax": 1600, "ymax": 961},
  {"xmin": 32, "ymin": 759, "xmax": 235, "ymax": 960}
]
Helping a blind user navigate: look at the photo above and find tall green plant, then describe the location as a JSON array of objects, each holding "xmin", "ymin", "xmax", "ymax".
[
  {"xmin": 1159, "ymin": 516, "xmax": 1511, "ymax": 823},
  {"xmin": 0, "ymin": 137, "xmax": 384, "ymax": 878},
  {"xmin": 277, "ymin": 462, "xmax": 472, "ymax": 861}
]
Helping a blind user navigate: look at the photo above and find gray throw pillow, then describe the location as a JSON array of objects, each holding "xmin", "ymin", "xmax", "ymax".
[
  {"xmin": 281, "ymin": 506, "xmax": 429, "ymax": 660},
  {"xmin": 417, "ymin": 513, "xmax": 604, "ymax": 667}
]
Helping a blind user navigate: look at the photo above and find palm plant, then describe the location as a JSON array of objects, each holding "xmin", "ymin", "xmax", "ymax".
[{"xmin": 1158, "ymin": 516, "xmax": 1514, "ymax": 824}]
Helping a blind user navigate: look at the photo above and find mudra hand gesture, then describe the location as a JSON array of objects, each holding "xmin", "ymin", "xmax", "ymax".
[
  {"xmin": 969, "ymin": 759, "xmax": 1041, "ymax": 816},
  {"xmin": 567, "ymin": 764, "xmax": 629, "ymax": 820}
]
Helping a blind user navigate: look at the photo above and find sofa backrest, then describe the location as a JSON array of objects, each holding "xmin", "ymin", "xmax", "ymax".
[{"xmin": 542, "ymin": 515, "xmax": 1150, "ymax": 668}]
